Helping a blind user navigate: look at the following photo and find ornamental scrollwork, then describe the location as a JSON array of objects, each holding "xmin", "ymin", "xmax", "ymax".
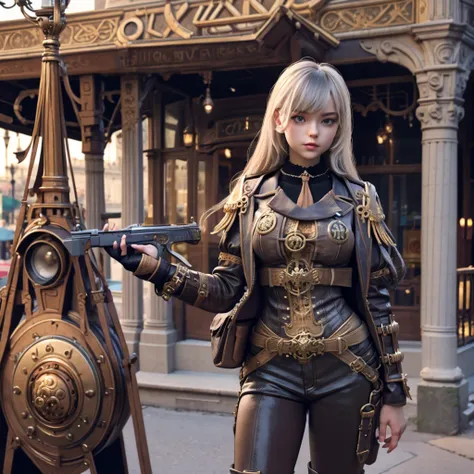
[{"xmin": 319, "ymin": 0, "xmax": 415, "ymax": 33}]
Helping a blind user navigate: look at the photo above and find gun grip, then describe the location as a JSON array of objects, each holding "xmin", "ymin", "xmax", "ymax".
[{"xmin": 165, "ymin": 244, "xmax": 192, "ymax": 268}]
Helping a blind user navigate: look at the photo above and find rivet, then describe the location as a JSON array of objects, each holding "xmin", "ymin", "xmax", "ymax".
[
  {"xmin": 27, "ymin": 426, "xmax": 35, "ymax": 436},
  {"xmin": 22, "ymin": 367, "xmax": 28, "ymax": 374},
  {"xmin": 21, "ymin": 411, "xmax": 28, "ymax": 419},
  {"xmin": 85, "ymin": 390, "xmax": 95, "ymax": 398},
  {"xmin": 83, "ymin": 461, "xmax": 89, "ymax": 467},
  {"xmin": 82, "ymin": 417, "xmax": 89, "ymax": 424},
  {"xmin": 67, "ymin": 433, "xmax": 74, "ymax": 441},
  {"xmin": 14, "ymin": 437, "xmax": 20, "ymax": 447},
  {"xmin": 82, "ymin": 444, "xmax": 89, "ymax": 452},
  {"xmin": 13, "ymin": 386, "xmax": 22, "ymax": 395}
]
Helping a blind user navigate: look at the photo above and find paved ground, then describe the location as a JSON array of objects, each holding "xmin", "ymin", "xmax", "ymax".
[{"xmin": 114, "ymin": 404, "xmax": 474, "ymax": 474}]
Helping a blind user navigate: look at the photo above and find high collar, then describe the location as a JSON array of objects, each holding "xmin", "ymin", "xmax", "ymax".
[
  {"xmin": 280, "ymin": 154, "xmax": 330, "ymax": 184},
  {"xmin": 260, "ymin": 172, "xmax": 354, "ymax": 221}
]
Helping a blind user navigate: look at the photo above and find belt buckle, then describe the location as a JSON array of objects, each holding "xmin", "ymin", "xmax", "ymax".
[
  {"xmin": 349, "ymin": 356, "xmax": 366, "ymax": 373},
  {"xmin": 336, "ymin": 336, "xmax": 348, "ymax": 354}
]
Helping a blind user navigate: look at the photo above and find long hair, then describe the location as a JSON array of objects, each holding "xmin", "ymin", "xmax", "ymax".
[{"xmin": 201, "ymin": 59, "xmax": 360, "ymax": 232}]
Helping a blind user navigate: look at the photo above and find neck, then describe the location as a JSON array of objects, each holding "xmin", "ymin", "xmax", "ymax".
[{"xmin": 288, "ymin": 153, "xmax": 321, "ymax": 168}]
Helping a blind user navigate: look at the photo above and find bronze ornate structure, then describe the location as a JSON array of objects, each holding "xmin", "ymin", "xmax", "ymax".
[{"xmin": 0, "ymin": 1, "xmax": 152, "ymax": 472}]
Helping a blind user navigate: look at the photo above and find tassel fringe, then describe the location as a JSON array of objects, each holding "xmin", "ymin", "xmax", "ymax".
[{"xmin": 356, "ymin": 183, "xmax": 396, "ymax": 248}]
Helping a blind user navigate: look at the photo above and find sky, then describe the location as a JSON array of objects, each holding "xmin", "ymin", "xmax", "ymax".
[{"xmin": 0, "ymin": 0, "xmax": 95, "ymax": 22}]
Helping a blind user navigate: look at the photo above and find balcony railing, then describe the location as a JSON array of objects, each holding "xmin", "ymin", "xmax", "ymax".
[{"xmin": 457, "ymin": 266, "xmax": 474, "ymax": 347}]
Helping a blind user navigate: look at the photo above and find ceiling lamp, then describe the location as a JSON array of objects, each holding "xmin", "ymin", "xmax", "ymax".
[{"xmin": 203, "ymin": 86, "xmax": 214, "ymax": 115}]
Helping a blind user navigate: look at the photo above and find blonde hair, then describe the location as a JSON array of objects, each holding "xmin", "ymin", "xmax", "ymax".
[{"xmin": 201, "ymin": 59, "xmax": 360, "ymax": 232}]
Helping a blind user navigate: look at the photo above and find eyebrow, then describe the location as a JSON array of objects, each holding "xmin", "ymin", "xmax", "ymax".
[{"xmin": 322, "ymin": 112, "xmax": 338, "ymax": 117}]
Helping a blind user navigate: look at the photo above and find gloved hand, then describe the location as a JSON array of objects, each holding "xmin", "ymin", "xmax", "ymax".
[{"xmin": 103, "ymin": 222, "xmax": 173, "ymax": 289}]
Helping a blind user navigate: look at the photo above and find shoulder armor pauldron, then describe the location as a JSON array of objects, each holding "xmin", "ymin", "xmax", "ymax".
[
  {"xmin": 211, "ymin": 175, "xmax": 264, "ymax": 235},
  {"xmin": 355, "ymin": 182, "xmax": 396, "ymax": 248}
]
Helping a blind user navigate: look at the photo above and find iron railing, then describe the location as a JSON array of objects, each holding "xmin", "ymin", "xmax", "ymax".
[{"xmin": 457, "ymin": 266, "xmax": 474, "ymax": 347}]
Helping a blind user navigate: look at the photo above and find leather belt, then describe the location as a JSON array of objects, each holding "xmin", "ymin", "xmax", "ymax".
[
  {"xmin": 241, "ymin": 314, "xmax": 379, "ymax": 384},
  {"xmin": 259, "ymin": 266, "xmax": 352, "ymax": 288}
]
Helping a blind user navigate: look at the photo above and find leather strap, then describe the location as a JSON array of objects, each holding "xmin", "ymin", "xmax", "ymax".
[
  {"xmin": 259, "ymin": 266, "xmax": 352, "ymax": 288},
  {"xmin": 241, "ymin": 314, "xmax": 379, "ymax": 384}
]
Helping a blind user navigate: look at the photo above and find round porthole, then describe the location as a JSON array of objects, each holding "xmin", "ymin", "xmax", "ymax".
[{"xmin": 25, "ymin": 240, "xmax": 65, "ymax": 287}]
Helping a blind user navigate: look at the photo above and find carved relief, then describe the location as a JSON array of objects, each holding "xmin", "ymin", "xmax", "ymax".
[
  {"xmin": 121, "ymin": 77, "xmax": 140, "ymax": 132},
  {"xmin": 361, "ymin": 34, "xmax": 474, "ymax": 129},
  {"xmin": 319, "ymin": 0, "xmax": 415, "ymax": 33},
  {"xmin": 63, "ymin": 18, "xmax": 120, "ymax": 45}
]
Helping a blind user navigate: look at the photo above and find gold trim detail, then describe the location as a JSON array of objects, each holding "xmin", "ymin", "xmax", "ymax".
[
  {"xmin": 161, "ymin": 264, "xmax": 188, "ymax": 301},
  {"xmin": 355, "ymin": 182, "xmax": 396, "ymax": 247},
  {"xmin": 381, "ymin": 350, "xmax": 404, "ymax": 365},
  {"xmin": 218, "ymin": 252, "xmax": 242, "ymax": 266},
  {"xmin": 133, "ymin": 254, "xmax": 159, "ymax": 278}
]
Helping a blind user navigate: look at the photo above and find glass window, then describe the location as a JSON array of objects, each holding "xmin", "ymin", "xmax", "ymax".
[
  {"xmin": 164, "ymin": 101, "xmax": 184, "ymax": 149},
  {"xmin": 164, "ymin": 158, "xmax": 187, "ymax": 224}
]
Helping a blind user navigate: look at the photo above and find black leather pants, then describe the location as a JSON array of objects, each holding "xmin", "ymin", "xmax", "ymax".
[{"xmin": 232, "ymin": 354, "xmax": 373, "ymax": 474}]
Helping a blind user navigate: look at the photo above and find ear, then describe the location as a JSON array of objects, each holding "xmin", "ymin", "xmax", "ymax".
[{"xmin": 273, "ymin": 109, "xmax": 284, "ymax": 133}]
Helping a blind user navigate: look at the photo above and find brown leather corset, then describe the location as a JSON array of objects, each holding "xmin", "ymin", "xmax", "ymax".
[{"xmin": 251, "ymin": 172, "xmax": 366, "ymax": 345}]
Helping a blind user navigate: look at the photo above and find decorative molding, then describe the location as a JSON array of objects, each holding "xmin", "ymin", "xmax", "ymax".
[
  {"xmin": 361, "ymin": 29, "xmax": 474, "ymax": 128},
  {"xmin": 319, "ymin": 0, "xmax": 415, "ymax": 33},
  {"xmin": 360, "ymin": 35, "xmax": 425, "ymax": 73},
  {"xmin": 0, "ymin": 0, "xmax": 420, "ymax": 60}
]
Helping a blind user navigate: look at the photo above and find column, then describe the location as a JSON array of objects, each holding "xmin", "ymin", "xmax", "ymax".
[
  {"xmin": 120, "ymin": 75, "xmax": 144, "ymax": 357},
  {"xmin": 139, "ymin": 88, "xmax": 178, "ymax": 373},
  {"xmin": 79, "ymin": 75, "xmax": 105, "ymax": 232},
  {"xmin": 360, "ymin": 24, "xmax": 474, "ymax": 434},
  {"xmin": 413, "ymin": 29, "xmax": 472, "ymax": 434}
]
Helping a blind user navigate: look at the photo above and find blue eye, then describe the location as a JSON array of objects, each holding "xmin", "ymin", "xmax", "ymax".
[
  {"xmin": 291, "ymin": 115, "xmax": 305, "ymax": 123},
  {"xmin": 323, "ymin": 118, "xmax": 337, "ymax": 125}
]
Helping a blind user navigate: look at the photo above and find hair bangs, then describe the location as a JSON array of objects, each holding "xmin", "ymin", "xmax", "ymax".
[{"xmin": 278, "ymin": 69, "xmax": 333, "ymax": 126}]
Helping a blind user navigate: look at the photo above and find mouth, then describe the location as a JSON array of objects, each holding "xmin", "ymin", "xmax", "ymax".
[{"xmin": 304, "ymin": 143, "xmax": 319, "ymax": 149}]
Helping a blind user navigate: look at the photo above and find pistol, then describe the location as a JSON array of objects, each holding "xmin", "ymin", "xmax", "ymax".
[{"xmin": 63, "ymin": 222, "xmax": 201, "ymax": 268}]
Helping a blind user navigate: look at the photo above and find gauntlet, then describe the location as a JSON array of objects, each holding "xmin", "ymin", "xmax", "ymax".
[{"xmin": 106, "ymin": 244, "xmax": 172, "ymax": 290}]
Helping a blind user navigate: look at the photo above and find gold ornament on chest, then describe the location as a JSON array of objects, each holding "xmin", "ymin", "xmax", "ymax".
[
  {"xmin": 256, "ymin": 210, "xmax": 277, "ymax": 235},
  {"xmin": 327, "ymin": 219, "xmax": 349, "ymax": 244},
  {"xmin": 279, "ymin": 259, "xmax": 320, "ymax": 296}
]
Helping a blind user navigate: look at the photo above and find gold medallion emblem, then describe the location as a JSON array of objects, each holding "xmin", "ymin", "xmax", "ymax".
[
  {"xmin": 284, "ymin": 231, "xmax": 307, "ymax": 252},
  {"xmin": 256, "ymin": 210, "xmax": 277, "ymax": 235},
  {"xmin": 328, "ymin": 220, "xmax": 349, "ymax": 244}
]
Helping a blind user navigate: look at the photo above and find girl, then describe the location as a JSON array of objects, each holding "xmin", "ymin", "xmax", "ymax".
[{"xmin": 106, "ymin": 59, "xmax": 410, "ymax": 474}]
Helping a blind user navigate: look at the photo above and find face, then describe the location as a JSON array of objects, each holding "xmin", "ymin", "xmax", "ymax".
[{"xmin": 275, "ymin": 96, "xmax": 339, "ymax": 167}]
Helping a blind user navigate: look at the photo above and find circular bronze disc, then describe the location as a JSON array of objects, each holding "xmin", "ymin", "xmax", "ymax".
[
  {"xmin": 284, "ymin": 231, "xmax": 307, "ymax": 252},
  {"xmin": 327, "ymin": 220, "xmax": 349, "ymax": 244},
  {"xmin": 256, "ymin": 211, "xmax": 277, "ymax": 235}
]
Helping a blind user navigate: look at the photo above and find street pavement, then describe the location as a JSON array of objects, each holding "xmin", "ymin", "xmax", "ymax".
[{"xmin": 113, "ymin": 404, "xmax": 474, "ymax": 474}]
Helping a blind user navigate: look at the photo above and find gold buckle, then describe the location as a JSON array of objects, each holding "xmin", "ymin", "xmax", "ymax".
[
  {"xmin": 350, "ymin": 356, "xmax": 366, "ymax": 373},
  {"xmin": 336, "ymin": 337, "xmax": 348, "ymax": 354}
]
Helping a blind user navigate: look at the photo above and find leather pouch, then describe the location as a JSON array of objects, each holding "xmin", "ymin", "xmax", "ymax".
[
  {"xmin": 357, "ymin": 383, "xmax": 382, "ymax": 465},
  {"xmin": 210, "ymin": 311, "xmax": 254, "ymax": 368}
]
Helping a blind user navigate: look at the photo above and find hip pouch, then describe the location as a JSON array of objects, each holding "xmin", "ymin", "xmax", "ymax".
[{"xmin": 210, "ymin": 311, "xmax": 254, "ymax": 368}]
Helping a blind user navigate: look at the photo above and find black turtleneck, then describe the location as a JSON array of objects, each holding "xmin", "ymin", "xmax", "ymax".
[{"xmin": 279, "ymin": 154, "xmax": 332, "ymax": 204}]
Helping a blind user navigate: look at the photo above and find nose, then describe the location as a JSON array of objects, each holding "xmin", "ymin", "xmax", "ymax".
[{"xmin": 309, "ymin": 122, "xmax": 319, "ymax": 137}]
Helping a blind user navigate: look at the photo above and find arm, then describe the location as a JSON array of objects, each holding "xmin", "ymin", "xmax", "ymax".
[
  {"xmin": 160, "ymin": 219, "xmax": 246, "ymax": 313},
  {"xmin": 107, "ymin": 221, "xmax": 246, "ymax": 314},
  {"xmin": 365, "ymin": 184, "xmax": 410, "ymax": 406}
]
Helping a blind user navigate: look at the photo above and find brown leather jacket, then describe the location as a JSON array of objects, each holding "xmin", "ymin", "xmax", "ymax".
[{"xmin": 172, "ymin": 169, "xmax": 409, "ymax": 406}]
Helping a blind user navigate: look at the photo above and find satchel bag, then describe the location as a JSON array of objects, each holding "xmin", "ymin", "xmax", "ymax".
[{"xmin": 210, "ymin": 289, "xmax": 257, "ymax": 368}]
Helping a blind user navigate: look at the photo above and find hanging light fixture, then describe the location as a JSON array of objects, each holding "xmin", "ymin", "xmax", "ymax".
[
  {"xmin": 202, "ymin": 71, "xmax": 214, "ymax": 115},
  {"xmin": 203, "ymin": 86, "xmax": 214, "ymax": 114}
]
